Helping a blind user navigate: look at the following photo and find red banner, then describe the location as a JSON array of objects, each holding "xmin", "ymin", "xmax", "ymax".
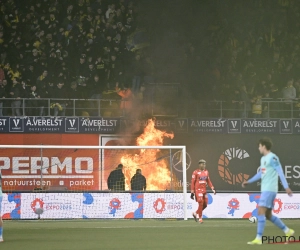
[{"xmin": 0, "ymin": 134, "xmax": 100, "ymax": 191}]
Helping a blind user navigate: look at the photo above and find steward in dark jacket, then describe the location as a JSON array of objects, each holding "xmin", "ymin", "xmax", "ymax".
[
  {"xmin": 107, "ymin": 164, "xmax": 125, "ymax": 191},
  {"xmin": 130, "ymin": 169, "xmax": 146, "ymax": 191}
]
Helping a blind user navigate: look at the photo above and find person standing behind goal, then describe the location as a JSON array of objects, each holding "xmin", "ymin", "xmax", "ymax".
[
  {"xmin": 190, "ymin": 159, "xmax": 216, "ymax": 223},
  {"xmin": 107, "ymin": 164, "xmax": 125, "ymax": 191},
  {"xmin": 130, "ymin": 169, "xmax": 146, "ymax": 191},
  {"xmin": 0, "ymin": 172, "xmax": 3, "ymax": 242}
]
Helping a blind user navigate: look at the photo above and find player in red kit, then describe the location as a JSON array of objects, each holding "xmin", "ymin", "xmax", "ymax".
[{"xmin": 190, "ymin": 159, "xmax": 216, "ymax": 223}]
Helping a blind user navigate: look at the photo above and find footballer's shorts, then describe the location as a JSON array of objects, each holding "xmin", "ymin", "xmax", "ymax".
[
  {"xmin": 258, "ymin": 191, "xmax": 276, "ymax": 209},
  {"xmin": 195, "ymin": 192, "xmax": 208, "ymax": 203}
]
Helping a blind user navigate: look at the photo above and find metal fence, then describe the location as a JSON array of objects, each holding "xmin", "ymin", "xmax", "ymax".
[
  {"xmin": 0, "ymin": 97, "xmax": 123, "ymax": 117},
  {"xmin": 183, "ymin": 99, "xmax": 300, "ymax": 119},
  {"xmin": 1, "ymin": 97, "xmax": 300, "ymax": 119}
]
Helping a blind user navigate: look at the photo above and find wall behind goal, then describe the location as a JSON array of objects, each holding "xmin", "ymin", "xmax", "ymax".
[
  {"xmin": 1, "ymin": 192, "xmax": 299, "ymax": 219},
  {"xmin": 1, "ymin": 134, "xmax": 300, "ymax": 192}
]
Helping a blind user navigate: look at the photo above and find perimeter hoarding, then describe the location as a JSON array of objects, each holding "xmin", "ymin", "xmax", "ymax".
[
  {"xmin": 2, "ymin": 117, "xmax": 300, "ymax": 134},
  {"xmin": 101, "ymin": 134, "xmax": 300, "ymax": 192},
  {"xmin": 0, "ymin": 117, "xmax": 120, "ymax": 133},
  {"xmin": 0, "ymin": 134, "xmax": 100, "ymax": 191},
  {"xmin": 1, "ymin": 134, "xmax": 300, "ymax": 192},
  {"xmin": 1, "ymin": 193, "xmax": 299, "ymax": 219}
]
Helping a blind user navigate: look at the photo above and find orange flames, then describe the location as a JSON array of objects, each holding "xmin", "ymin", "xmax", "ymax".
[{"xmin": 120, "ymin": 119, "xmax": 175, "ymax": 190}]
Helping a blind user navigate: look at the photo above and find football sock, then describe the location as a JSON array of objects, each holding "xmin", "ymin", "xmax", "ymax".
[
  {"xmin": 197, "ymin": 201, "xmax": 203, "ymax": 218},
  {"xmin": 270, "ymin": 215, "xmax": 287, "ymax": 232},
  {"xmin": 0, "ymin": 227, "xmax": 3, "ymax": 237},
  {"xmin": 256, "ymin": 215, "xmax": 266, "ymax": 239}
]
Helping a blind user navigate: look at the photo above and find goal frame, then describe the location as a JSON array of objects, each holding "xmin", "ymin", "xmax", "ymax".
[{"xmin": 0, "ymin": 145, "xmax": 188, "ymax": 220}]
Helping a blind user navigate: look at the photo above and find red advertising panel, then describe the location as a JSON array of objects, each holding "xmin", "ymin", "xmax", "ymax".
[{"xmin": 0, "ymin": 134, "xmax": 100, "ymax": 191}]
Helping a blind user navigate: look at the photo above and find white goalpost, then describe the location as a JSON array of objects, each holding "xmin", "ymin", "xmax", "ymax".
[{"xmin": 0, "ymin": 145, "xmax": 188, "ymax": 220}]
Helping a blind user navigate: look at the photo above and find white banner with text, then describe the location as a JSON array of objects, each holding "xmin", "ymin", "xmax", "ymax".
[{"xmin": 1, "ymin": 193, "xmax": 299, "ymax": 219}]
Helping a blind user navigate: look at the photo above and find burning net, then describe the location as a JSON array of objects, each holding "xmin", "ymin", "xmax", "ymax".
[{"xmin": 103, "ymin": 119, "xmax": 182, "ymax": 191}]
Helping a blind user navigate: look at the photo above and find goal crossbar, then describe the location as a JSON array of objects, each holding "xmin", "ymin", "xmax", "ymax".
[{"xmin": 0, "ymin": 145, "xmax": 185, "ymax": 149}]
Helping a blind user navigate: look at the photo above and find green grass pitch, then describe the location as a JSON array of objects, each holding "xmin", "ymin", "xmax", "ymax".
[{"xmin": 1, "ymin": 219, "xmax": 300, "ymax": 249}]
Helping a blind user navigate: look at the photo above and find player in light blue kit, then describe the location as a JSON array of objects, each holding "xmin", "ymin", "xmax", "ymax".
[
  {"xmin": 0, "ymin": 172, "xmax": 3, "ymax": 242},
  {"xmin": 242, "ymin": 137, "xmax": 294, "ymax": 245}
]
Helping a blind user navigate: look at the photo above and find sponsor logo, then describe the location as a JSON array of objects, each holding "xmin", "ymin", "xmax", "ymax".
[
  {"xmin": 167, "ymin": 202, "xmax": 184, "ymax": 210},
  {"xmin": 9, "ymin": 117, "xmax": 24, "ymax": 132},
  {"xmin": 31, "ymin": 198, "xmax": 44, "ymax": 213},
  {"xmin": 241, "ymin": 119, "xmax": 279, "ymax": 133},
  {"xmin": 176, "ymin": 119, "xmax": 188, "ymax": 132},
  {"xmin": 190, "ymin": 119, "xmax": 227, "ymax": 133},
  {"xmin": 109, "ymin": 198, "xmax": 121, "ymax": 217},
  {"xmin": 273, "ymin": 198, "xmax": 283, "ymax": 214},
  {"xmin": 25, "ymin": 117, "xmax": 63, "ymax": 132},
  {"xmin": 243, "ymin": 120, "xmax": 277, "ymax": 128},
  {"xmin": 284, "ymin": 203, "xmax": 300, "ymax": 210},
  {"xmin": 81, "ymin": 118, "xmax": 119, "ymax": 132},
  {"xmin": 218, "ymin": 147, "xmax": 250, "ymax": 185},
  {"xmin": 190, "ymin": 120, "xmax": 226, "ymax": 128},
  {"xmin": 65, "ymin": 117, "xmax": 79, "ymax": 132},
  {"xmin": 228, "ymin": 119, "xmax": 241, "ymax": 133},
  {"xmin": 283, "ymin": 121, "xmax": 290, "ymax": 129},
  {"xmin": 227, "ymin": 198, "xmax": 240, "ymax": 216},
  {"xmin": 172, "ymin": 151, "xmax": 192, "ymax": 172},
  {"xmin": 153, "ymin": 198, "xmax": 166, "ymax": 214},
  {"xmin": 25, "ymin": 117, "xmax": 63, "ymax": 126},
  {"xmin": 280, "ymin": 119, "xmax": 292, "ymax": 134},
  {"xmin": 44, "ymin": 203, "xmax": 72, "ymax": 210},
  {"xmin": 31, "ymin": 198, "xmax": 72, "ymax": 212},
  {"xmin": 81, "ymin": 118, "xmax": 118, "ymax": 127},
  {"xmin": 231, "ymin": 121, "xmax": 237, "ymax": 128},
  {"xmin": 0, "ymin": 156, "xmax": 94, "ymax": 176}
]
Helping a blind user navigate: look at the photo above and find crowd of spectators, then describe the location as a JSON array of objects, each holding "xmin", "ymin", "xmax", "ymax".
[
  {"xmin": 182, "ymin": 0, "xmax": 300, "ymax": 118},
  {"xmin": 0, "ymin": 0, "xmax": 154, "ymax": 117},
  {"xmin": 1, "ymin": 0, "xmax": 300, "ymax": 118}
]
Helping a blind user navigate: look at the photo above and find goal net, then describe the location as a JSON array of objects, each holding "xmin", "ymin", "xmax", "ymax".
[{"xmin": 0, "ymin": 145, "xmax": 188, "ymax": 220}]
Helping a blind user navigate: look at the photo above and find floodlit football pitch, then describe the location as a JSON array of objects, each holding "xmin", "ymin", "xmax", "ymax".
[{"xmin": 1, "ymin": 219, "xmax": 300, "ymax": 249}]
